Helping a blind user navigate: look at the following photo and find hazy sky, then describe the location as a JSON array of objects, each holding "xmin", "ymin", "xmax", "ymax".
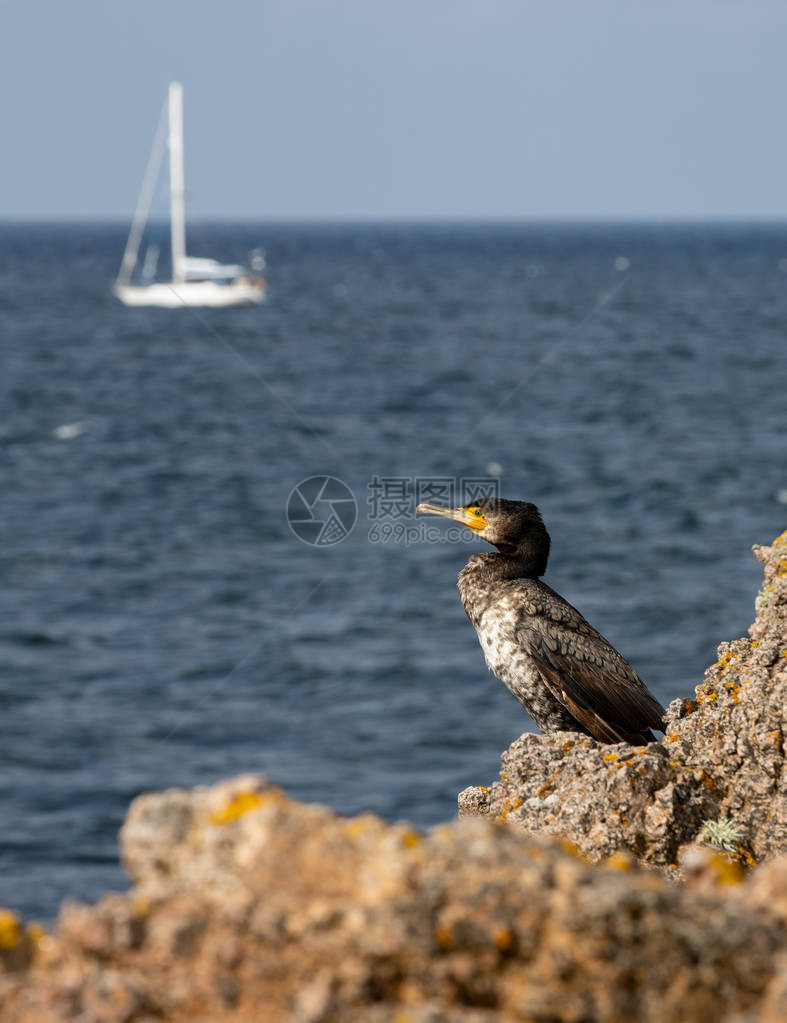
[{"xmin": 4, "ymin": 0, "xmax": 787, "ymax": 219}]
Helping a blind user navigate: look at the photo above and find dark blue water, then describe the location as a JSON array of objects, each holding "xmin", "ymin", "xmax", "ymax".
[{"xmin": 1, "ymin": 221, "xmax": 785, "ymax": 920}]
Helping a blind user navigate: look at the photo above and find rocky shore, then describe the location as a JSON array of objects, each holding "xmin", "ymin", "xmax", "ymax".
[
  {"xmin": 0, "ymin": 531, "xmax": 785, "ymax": 1022},
  {"xmin": 459, "ymin": 530, "xmax": 787, "ymax": 870}
]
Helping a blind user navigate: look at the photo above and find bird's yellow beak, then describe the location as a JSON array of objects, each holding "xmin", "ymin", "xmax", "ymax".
[{"xmin": 415, "ymin": 502, "xmax": 488, "ymax": 533}]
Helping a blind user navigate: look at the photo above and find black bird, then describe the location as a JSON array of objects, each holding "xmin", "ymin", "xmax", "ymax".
[{"xmin": 416, "ymin": 498, "xmax": 665, "ymax": 745}]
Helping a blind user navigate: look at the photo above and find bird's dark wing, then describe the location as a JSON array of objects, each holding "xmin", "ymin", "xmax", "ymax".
[{"xmin": 514, "ymin": 583, "xmax": 665, "ymax": 744}]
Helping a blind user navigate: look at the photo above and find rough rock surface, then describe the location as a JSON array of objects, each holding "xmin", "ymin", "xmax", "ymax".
[
  {"xmin": 459, "ymin": 530, "xmax": 787, "ymax": 869},
  {"xmin": 0, "ymin": 531, "xmax": 785, "ymax": 1021},
  {"xmin": 2, "ymin": 774, "xmax": 787, "ymax": 1022}
]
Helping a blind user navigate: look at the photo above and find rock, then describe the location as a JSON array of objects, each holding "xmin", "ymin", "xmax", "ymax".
[
  {"xmin": 2, "ymin": 777, "xmax": 787, "ymax": 1022},
  {"xmin": 0, "ymin": 909, "xmax": 38, "ymax": 974},
  {"xmin": 459, "ymin": 529, "xmax": 787, "ymax": 870},
  {"xmin": 1, "ymin": 531, "xmax": 785, "ymax": 1020}
]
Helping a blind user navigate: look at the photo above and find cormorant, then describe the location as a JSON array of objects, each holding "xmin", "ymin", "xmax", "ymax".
[{"xmin": 416, "ymin": 498, "xmax": 665, "ymax": 745}]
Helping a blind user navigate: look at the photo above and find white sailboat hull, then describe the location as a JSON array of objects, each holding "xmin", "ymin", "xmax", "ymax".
[{"xmin": 114, "ymin": 278, "xmax": 266, "ymax": 308}]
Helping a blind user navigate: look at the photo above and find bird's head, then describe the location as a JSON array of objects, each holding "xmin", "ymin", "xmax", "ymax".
[{"xmin": 416, "ymin": 497, "xmax": 550, "ymax": 575}]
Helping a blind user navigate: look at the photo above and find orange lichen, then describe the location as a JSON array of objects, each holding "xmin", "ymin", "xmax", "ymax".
[
  {"xmin": 706, "ymin": 853, "xmax": 745, "ymax": 886},
  {"xmin": 401, "ymin": 830, "xmax": 421, "ymax": 848},
  {"xmin": 723, "ymin": 680, "xmax": 741, "ymax": 703},
  {"xmin": 25, "ymin": 923, "xmax": 46, "ymax": 945},
  {"xmin": 499, "ymin": 797, "xmax": 523, "ymax": 821},
  {"xmin": 0, "ymin": 911, "xmax": 20, "ymax": 950},
  {"xmin": 345, "ymin": 817, "xmax": 375, "ymax": 839},
  {"xmin": 603, "ymin": 752, "xmax": 618, "ymax": 764},
  {"xmin": 435, "ymin": 924, "xmax": 453, "ymax": 950},
  {"xmin": 209, "ymin": 789, "xmax": 275, "ymax": 825},
  {"xmin": 494, "ymin": 927, "xmax": 515, "ymax": 951},
  {"xmin": 604, "ymin": 850, "xmax": 634, "ymax": 871},
  {"xmin": 131, "ymin": 896, "xmax": 150, "ymax": 916}
]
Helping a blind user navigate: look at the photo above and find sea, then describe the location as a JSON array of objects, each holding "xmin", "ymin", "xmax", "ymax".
[{"xmin": 1, "ymin": 220, "xmax": 785, "ymax": 921}]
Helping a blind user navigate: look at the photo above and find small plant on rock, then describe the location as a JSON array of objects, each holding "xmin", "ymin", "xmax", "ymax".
[{"xmin": 700, "ymin": 817, "xmax": 744, "ymax": 852}]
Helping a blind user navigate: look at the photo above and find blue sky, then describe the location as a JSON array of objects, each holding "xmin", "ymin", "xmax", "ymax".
[{"xmin": 4, "ymin": 0, "xmax": 787, "ymax": 219}]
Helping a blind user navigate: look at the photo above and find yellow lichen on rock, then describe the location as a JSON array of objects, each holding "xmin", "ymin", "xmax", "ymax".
[
  {"xmin": 498, "ymin": 796, "xmax": 522, "ymax": 821},
  {"xmin": 25, "ymin": 922, "xmax": 45, "ymax": 945},
  {"xmin": 209, "ymin": 789, "xmax": 270, "ymax": 825},
  {"xmin": 723, "ymin": 680, "xmax": 742, "ymax": 703},
  {"xmin": 0, "ymin": 909, "xmax": 20, "ymax": 950},
  {"xmin": 4, "ymin": 778, "xmax": 787, "ymax": 1022},
  {"xmin": 345, "ymin": 817, "xmax": 374, "ymax": 839},
  {"xmin": 603, "ymin": 850, "xmax": 635, "ymax": 871},
  {"xmin": 706, "ymin": 851, "xmax": 746, "ymax": 886}
]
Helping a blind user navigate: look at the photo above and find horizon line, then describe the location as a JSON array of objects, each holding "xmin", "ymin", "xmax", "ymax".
[{"xmin": 3, "ymin": 214, "xmax": 787, "ymax": 227}]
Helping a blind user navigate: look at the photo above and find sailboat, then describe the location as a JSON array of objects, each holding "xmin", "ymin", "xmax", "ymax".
[{"xmin": 114, "ymin": 82, "xmax": 266, "ymax": 308}]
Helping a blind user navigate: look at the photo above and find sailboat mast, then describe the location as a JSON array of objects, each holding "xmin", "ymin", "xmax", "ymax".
[{"xmin": 168, "ymin": 81, "xmax": 186, "ymax": 283}]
